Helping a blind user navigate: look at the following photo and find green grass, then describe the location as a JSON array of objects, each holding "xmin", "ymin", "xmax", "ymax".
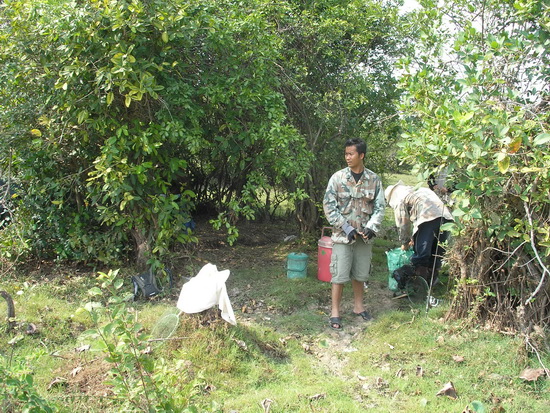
[
  {"xmin": 385, "ymin": 172, "xmax": 426, "ymax": 187},
  {"xmin": 348, "ymin": 309, "xmax": 548, "ymax": 412},
  {"xmin": 1, "ymin": 224, "xmax": 548, "ymax": 412}
]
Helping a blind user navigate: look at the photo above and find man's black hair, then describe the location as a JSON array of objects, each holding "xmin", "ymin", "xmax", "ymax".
[{"xmin": 345, "ymin": 138, "xmax": 367, "ymax": 155}]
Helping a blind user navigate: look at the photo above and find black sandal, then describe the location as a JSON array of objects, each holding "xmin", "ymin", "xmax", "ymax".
[
  {"xmin": 329, "ymin": 317, "xmax": 342, "ymax": 330},
  {"xmin": 352, "ymin": 310, "xmax": 372, "ymax": 321}
]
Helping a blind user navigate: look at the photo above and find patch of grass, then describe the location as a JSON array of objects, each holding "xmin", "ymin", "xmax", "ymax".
[
  {"xmin": 1, "ymin": 211, "xmax": 548, "ymax": 412},
  {"xmin": 385, "ymin": 172, "xmax": 426, "ymax": 187},
  {"xmin": 348, "ymin": 308, "xmax": 549, "ymax": 412}
]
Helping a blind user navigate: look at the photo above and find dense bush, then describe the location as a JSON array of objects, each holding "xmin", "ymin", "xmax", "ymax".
[
  {"xmin": 0, "ymin": 0, "xmax": 404, "ymax": 265},
  {"xmin": 398, "ymin": 0, "xmax": 549, "ymax": 328}
]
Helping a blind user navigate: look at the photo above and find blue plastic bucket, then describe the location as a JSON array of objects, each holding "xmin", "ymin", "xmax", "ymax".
[{"xmin": 287, "ymin": 253, "xmax": 309, "ymax": 279}]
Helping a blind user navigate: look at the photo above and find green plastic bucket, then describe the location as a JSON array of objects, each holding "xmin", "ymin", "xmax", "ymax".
[{"xmin": 287, "ymin": 253, "xmax": 308, "ymax": 279}]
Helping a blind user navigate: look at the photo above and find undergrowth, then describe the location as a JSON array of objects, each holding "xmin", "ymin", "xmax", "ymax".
[{"xmin": 0, "ymin": 207, "xmax": 548, "ymax": 412}]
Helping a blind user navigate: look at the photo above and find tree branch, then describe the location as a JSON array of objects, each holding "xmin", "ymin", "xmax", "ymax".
[{"xmin": 523, "ymin": 202, "xmax": 549, "ymax": 305}]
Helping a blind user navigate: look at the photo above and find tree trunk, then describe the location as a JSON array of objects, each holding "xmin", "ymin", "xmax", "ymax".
[{"xmin": 132, "ymin": 228, "xmax": 150, "ymax": 270}]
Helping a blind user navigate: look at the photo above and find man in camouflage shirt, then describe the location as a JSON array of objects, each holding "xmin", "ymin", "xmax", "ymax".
[
  {"xmin": 323, "ymin": 138, "xmax": 385, "ymax": 330},
  {"xmin": 384, "ymin": 181, "xmax": 453, "ymax": 286}
]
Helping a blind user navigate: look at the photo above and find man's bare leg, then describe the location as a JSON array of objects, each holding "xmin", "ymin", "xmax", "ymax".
[
  {"xmin": 331, "ymin": 283, "xmax": 344, "ymax": 318},
  {"xmin": 351, "ymin": 279, "xmax": 365, "ymax": 314}
]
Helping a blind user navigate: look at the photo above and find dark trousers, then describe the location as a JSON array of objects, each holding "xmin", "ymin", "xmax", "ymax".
[{"xmin": 411, "ymin": 218, "xmax": 450, "ymax": 270}]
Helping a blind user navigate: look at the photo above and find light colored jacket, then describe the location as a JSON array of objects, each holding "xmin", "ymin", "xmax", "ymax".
[
  {"xmin": 392, "ymin": 187, "xmax": 453, "ymax": 244},
  {"xmin": 323, "ymin": 167, "xmax": 385, "ymax": 244}
]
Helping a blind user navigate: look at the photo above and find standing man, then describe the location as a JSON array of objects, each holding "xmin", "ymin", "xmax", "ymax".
[
  {"xmin": 384, "ymin": 181, "xmax": 453, "ymax": 287},
  {"xmin": 323, "ymin": 138, "xmax": 385, "ymax": 330}
]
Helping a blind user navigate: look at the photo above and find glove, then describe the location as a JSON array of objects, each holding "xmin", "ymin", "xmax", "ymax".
[
  {"xmin": 362, "ymin": 228, "xmax": 376, "ymax": 240},
  {"xmin": 342, "ymin": 222, "xmax": 358, "ymax": 242}
]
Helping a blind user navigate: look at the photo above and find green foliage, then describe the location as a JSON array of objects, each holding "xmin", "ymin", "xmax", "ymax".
[
  {"xmin": 273, "ymin": 0, "xmax": 408, "ymax": 231},
  {"xmin": 0, "ymin": 356, "xmax": 56, "ymax": 412},
  {"xmin": 0, "ymin": 0, "xmax": 407, "ymax": 265},
  {"xmin": 398, "ymin": 0, "xmax": 549, "ymax": 327},
  {"xmin": 0, "ymin": 222, "xmax": 548, "ymax": 412},
  {"xmin": 79, "ymin": 268, "xmax": 198, "ymax": 412},
  {"xmin": 0, "ymin": 0, "xmax": 300, "ymax": 264}
]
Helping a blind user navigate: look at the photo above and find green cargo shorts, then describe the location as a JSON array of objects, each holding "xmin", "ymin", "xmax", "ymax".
[{"xmin": 330, "ymin": 239, "xmax": 372, "ymax": 283}]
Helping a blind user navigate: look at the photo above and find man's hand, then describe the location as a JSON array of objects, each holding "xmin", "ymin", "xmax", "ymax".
[
  {"xmin": 401, "ymin": 240, "xmax": 413, "ymax": 250},
  {"xmin": 342, "ymin": 223, "xmax": 358, "ymax": 242},
  {"xmin": 362, "ymin": 228, "xmax": 376, "ymax": 240}
]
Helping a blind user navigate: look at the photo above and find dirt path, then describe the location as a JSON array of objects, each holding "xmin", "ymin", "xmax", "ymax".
[{"xmin": 171, "ymin": 219, "xmax": 414, "ymax": 384}]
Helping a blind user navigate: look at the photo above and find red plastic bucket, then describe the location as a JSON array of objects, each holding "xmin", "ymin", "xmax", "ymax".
[{"xmin": 317, "ymin": 227, "xmax": 333, "ymax": 282}]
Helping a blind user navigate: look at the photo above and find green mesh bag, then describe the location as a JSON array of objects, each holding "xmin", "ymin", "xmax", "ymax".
[{"xmin": 386, "ymin": 248, "xmax": 414, "ymax": 292}]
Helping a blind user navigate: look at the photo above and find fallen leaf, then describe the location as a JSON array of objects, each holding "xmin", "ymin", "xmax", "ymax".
[
  {"xmin": 395, "ymin": 368, "xmax": 405, "ymax": 377},
  {"xmin": 260, "ymin": 398, "xmax": 273, "ymax": 413},
  {"xmin": 519, "ymin": 367, "xmax": 546, "ymax": 382},
  {"xmin": 453, "ymin": 355, "xmax": 465, "ymax": 363},
  {"xmin": 416, "ymin": 365, "xmax": 424, "ymax": 377},
  {"xmin": 375, "ymin": 377, "xmax": 388, "ymax": 388},
  {"xmin": 26, "ymin": 323, "xmax": 38, "ymax": 335},
  {"xmin": 47, "ymin": 376, "xmax": 67, "ymax": 390},
  {"xmin": 436, "ymin": 381, "xmax": 458, "ymax": 399},
  {"xmin": 232, "ymin": 339, "xmax": 248, "ymax": 351},
  {"xmin": 309, "ymin": 393, "xmax": 326, "ymax": 401},
  {"xmin": 436, "ymin": 335, "xmax": 445, "ymax": 344},
  {"xmin": 75, "ymin": 344, "xmax": 91, "ymax": 353},
  {"xmin": 71, "ymin": 366, "xmax": 83, "ymax": 377},
  {"xmin": 386, "ymin": 343, "xmax": 395, "ymax": 350}
]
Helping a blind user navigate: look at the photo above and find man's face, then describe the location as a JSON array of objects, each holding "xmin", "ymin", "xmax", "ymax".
[{"xmin": 345, "ymin": 145, "xmax": 364, "ymax": 170}]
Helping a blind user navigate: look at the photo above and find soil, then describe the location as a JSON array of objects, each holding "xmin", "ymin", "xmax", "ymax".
[
  {"xmin": 57, "ymin": 218, "xmax": 411, "ymax": 398},
  {"xmin": 175, "ymin": 218, "xmax": 411, "ymax": 380}
]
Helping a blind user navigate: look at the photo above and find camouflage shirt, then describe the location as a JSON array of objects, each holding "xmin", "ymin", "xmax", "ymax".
[
  {"xmin": 323, "ymin": 167, "xmax": 385, "ymax": 244},
  {"xmin": 393, "ymin": 187, "xmax": 454, "ymax": 244}
]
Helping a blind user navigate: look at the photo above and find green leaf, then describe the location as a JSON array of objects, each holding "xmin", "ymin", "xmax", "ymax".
[
  {"xmin": 77, "ymin": 109, "xmax": 89, "ymax": 124},
  {"xmin": 88, "ymin": 287, "xmax": 103, "ymax": 297},
  {"xmin": 498, "ymin": 155, "xmax": 510, "ymax": 173},
  {"xmin": 162, "ymin": 32, "xmax": 169, "ymax": 43},
  {"xmin": 84, "ymin": 301, "xmax": 102, "ymax": 312},
  {"xmin": 452, "ymin": 208, "xmax": 467, "ymax": 217},
  {"xmin": 440, "ymin": 222, "xmax": 456, "ymax": 232},
  {"xmin": 533, "ymin": 133, "xmax": 550, "ymax": 145}
]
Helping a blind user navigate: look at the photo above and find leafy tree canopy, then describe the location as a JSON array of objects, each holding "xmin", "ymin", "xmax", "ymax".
[
  {"xmin": 0, "ymin": 0, "xmax": 406, "ymax": 266},
  {"xmin": 398, "ymin": 0, "xmax": 549, "ymax": 328}
]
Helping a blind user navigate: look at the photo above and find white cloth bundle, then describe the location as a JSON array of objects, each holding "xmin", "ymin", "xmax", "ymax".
[{"xmin": 176, "ymin": 263, "xmax": 237, "ymax": 325}]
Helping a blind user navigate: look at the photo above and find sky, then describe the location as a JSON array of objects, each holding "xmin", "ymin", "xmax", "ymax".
[{"xmin": 400, "ymin": 0, "xmax": 421, "ymax": 14}]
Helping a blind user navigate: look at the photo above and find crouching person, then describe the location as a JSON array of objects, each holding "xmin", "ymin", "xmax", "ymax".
[{"xmin": 384, "ymin": 181, "xmax": 453, "ymax": 287}]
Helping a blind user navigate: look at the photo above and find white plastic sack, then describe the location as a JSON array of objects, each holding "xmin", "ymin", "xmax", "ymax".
[{"xmin": 176, "ymin": 263, "xmax": 237, "ymax": 325}]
